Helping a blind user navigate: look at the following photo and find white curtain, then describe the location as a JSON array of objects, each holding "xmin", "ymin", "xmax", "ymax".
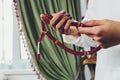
[{"xmin": 0, "ymin": 0, "xmax": 13, "ymax": 64}]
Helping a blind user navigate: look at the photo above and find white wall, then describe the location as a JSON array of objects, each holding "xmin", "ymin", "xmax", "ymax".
[{"xmin": 80, "ymin": 0, "xmax": 87, "ymax": 16}]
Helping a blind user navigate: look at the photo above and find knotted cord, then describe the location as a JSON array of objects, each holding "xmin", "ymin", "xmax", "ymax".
[{"xmin": 37, "ymin": 14, "xmax": 101, "ymax": 61}]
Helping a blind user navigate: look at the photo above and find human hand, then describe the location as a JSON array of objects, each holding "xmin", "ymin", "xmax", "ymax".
[
  {"xmin": 40, "ymin": 10, "xmax": 80, "ymax": 37},
  {"xmin": 78, "ymin": 19, "xmax": 120, "ymax": 48}
]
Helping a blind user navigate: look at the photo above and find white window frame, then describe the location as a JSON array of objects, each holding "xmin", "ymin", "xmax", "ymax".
[{"xmin": 0, "ymin": 0, "xmax": 33, "ymax": 71}]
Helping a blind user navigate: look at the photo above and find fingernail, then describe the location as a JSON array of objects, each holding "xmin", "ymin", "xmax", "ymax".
[
  {"xmin": 66, "ymin": 13, "xmax": 70, "ymax": 16},
  {"xmin": 40, "ymin": 14, "xmax": 44, "ymax": 18},
  {"xmin": 60, "ymin": 10, "xmax": 66, "ymax": 14}
]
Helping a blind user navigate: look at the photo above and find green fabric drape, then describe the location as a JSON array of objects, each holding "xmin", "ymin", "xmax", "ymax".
[{"xmin": 19, "ymin": 0, "xmax": 85, "ymax": 80}]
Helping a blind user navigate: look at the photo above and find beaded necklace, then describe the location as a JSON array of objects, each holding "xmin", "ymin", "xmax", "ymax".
[{"xmin": 37, "ymin": 14, "xmax": 101, "ymax": 61}]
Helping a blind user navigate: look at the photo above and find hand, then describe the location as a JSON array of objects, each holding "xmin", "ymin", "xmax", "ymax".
[
  {"xmin": 78, "ymin": 19, "xmax": 120, "ymax": 48},
  {"xmin": 40, "ymin": 10, "xmax": 80, "ymax": 37}
]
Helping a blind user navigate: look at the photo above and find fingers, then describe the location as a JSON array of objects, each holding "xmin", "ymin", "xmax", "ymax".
[
  {"xmin": 40, "ymin": 10, "xmax": 67, "ymax": 24},
  {"xmin": 78, "ymin": 19, "xmax": 105, "ymax": 35},
  {"xmin": 49, "ymin": 10, "xmax": 74, "ymax": 34},
  {"xmin": 64, "ymin": 20, "xmax": 75, "ymax": 34},
  {"xmin": 40, "ymin": 10, "xmax": 79, "ymax": 36},
  {"xmin": 82, "ymin": 20, "xmax": 104, "ymax": 27},
  {"xmin": 55, "ymin": 15, "xmax": 72, "ymax": 33},
  {"xmin": 78, "ymin": 27, "xmax": 97, "ymax": 35},
  {"xmin": 50, "ymin": 10, "xmax": 66, "ymax": 27},
  {"xmin": 78, "ymin": 20, "xmax": 106, "ymax": 47}
]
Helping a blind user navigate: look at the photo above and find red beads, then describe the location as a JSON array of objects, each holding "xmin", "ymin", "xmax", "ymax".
[
  {"xmin": 37, "ymin": 54, "xmax": 41, "ymax": 61},
  {"xmin": 45, "ymin": 14, "xmax": 53, "ymax": 20}
]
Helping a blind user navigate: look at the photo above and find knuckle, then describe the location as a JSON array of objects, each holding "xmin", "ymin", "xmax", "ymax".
[
  {"xmin": 59, "ymin": 16, "xmax": 70, "ymax": 25},
  {"xmin": 64, "ymin": 20, "xmax": 73, "ymax": 30},
  {"xmin": 64, "ymin": 26, "xmax": 69, "ymax": 31},
  {"xmin": 67, "ymin": 20, "xmax": 73, "ymax": 24},
  {"xmin": 57, "ymin": 12, "xmax": 64, "ymax": 17},
  {"xmin": 94, "ymin": 28, "xmax": 102, "ymax": 36},
  {"xmin": 56, "ymin": 25, "xmax": 60, "ymax": 31},
  {"xmin": 64, "ymin": 27, "xmax": 67, "ymax": 31},
  {"xmin": 90, "ymin": 20, "xmax": 97, "ymax": 24},
  {"xmin": 62, "ymin": 17, "xmax": 67, "ymax": 22},
  {"xmin": 50, "ymin": 21, "xmax": 55, "ymax": 26},
  {"xmin": 63, "ymin": 16, "xmax": 69, "ymax": 21}
]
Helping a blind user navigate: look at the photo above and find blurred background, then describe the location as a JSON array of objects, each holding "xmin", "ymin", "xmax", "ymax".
[{"xmin": 0, "ymin": 0, "xmax": 89, "ymax": 80}]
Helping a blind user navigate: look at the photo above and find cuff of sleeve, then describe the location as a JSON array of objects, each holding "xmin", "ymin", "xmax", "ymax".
[
  {"xmin": 62, "ymin": 34, "xmax": 97, "ymax": 51},
  {"xmin": 62, "ymin": 34, "xmax": 81, "ymax": 44}
]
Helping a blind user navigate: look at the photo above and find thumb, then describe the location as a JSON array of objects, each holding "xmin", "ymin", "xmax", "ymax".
[
  {"xmin": 78, "ymin": 27, "xmax": 96, "ymax": 35},
  {"xmin": 40, "ymin": 14, "xmax": 50, "ymax": 24},
  {"xmin": 82, "ymin": 20, "xmax": 103, "ymax": 27}
]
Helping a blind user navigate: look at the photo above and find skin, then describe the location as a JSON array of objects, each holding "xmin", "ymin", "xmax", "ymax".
[
  {"xmin": 40, "ymin": 11, "xmax": 120, "ymax": 48},
  {"xmin": 40, "ymin": 11, "xmax": 80, "ymax": 37},
  {"xmin": 79, "ymin": 19, "xmax": 120, "ymax": 48}
]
